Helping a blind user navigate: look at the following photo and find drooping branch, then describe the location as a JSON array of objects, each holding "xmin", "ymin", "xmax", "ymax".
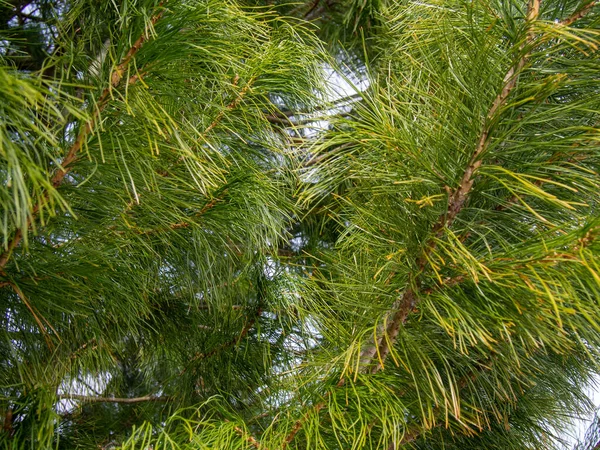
[
  {"xmin": 181, "ymin": 308, "xmax": 262, "ymax": 374},
  {"xmin": 0, "ymin": 2, "xmax": 167, "ymax": 269},
  {"xmin": 203, "ymin": 75, "xmax": 256, "ymax": 135},
  {"xmin": 561, "ymin": 1, "xmax": 596, "ymax": 26},
  {"xmin": 58, "ymin": 394, "xmax": 171, "ymax": 404},
  {"xmin": 282, "ymin": 5, "xmax": 546, "ymax": 447}
]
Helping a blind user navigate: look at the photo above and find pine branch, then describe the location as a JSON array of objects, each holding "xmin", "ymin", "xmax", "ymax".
[
  {"xmin": 561, "ymin": 1, "xmax": 597, "ymax": 25},
  {"xmin": 203, "ymin": 75, "xmax": 255, "ymax": 135},
  {"xmin": 364, "ymin": 0, "xmax": 542, "ymax": 375},
  {"xmin": 112, "ymin": 196, "xmax": 221, "ymax": 236},
  {"xmin": 387, "ymin": 427, "xmax": 426, "ymax": 449},
  {"xmin": 283, "ymin": 402, "xmax": 326, "ymax": 449},
  {"xmin": 7, "ymin": 281, "xmax": 56, "ymax": 349},
  {"xmin": 385, "ymin": 358, "xmax": 496, "ymax": 448},
  {"xmin": 304, "ymin": 0, "xmax": 336, "ymax": 21},
  {"xmin": 181, "ymin": 308, "xmax": 262, "ymax": 373},
  {"xmin": 232, "ymin": 424, "xmax": 267, "ymax": 450},
  {"xmin": 303, "ymin": 0, "xmax": 322, "ymax": 19},
  {"xmin": 440, "ymin": 0, "xmax": 540, "ymax": 232},
  {"xmin": 282, "ymin": 378, "xmax": 344, "ymax": 449},
  {"xmin": 0, "ymin": 2, "xmax": 167, "ymax": 269},
  {"xmin": 139, "ymin": 1, "xmax": 595, "ymax": 445},
  {"xmin": 285, "ymin": 354, "xmax": 496, "ymax": 449},
  {"xmin": 58, "ymin": 394, "xmax": 171, "ymax": 404}
]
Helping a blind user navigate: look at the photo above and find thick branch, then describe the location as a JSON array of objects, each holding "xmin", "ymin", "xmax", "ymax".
[
  {"xmin": 58, "ymin": 394, "xmax": 171, "ymax": 404},
  {"xmin": 442, "ymin": 0, "xmax": 539, "ymax": 231}
]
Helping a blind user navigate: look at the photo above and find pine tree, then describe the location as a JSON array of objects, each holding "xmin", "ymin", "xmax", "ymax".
[{"xmin": 1, "ymin": 0, "xmax": 599, "ymax": 449}]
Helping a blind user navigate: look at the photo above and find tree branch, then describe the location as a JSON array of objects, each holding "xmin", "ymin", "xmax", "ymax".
[
  {"xmin": 232, "ymin": 424, "xmax": 267, "ymax": 450},
  {"xmin": 561, "ymin": 1, "xmax": 596, "ymax": 26},
  {"xmin": 7, "ymin": 281, "xmax": 57, "ymax": 349},
  {"xmin": 303, "ymin": 0, "xmax": 321, "ymax": 19},
  {"xmin": 203, "ymin": 75, "xmax": 255, "ymax": 135},
  {"xmin": 0, "ymin": 2, "xmax": 167, "ymax": 269},
  {"xmin": 366, "ymin": 0, "xmax": 542, "ymax": 375},
  {"xmin": 58, "ymin": 394, "xmax": 171, "ymax": 404},
  {"xmin": 283, "ymin": 4, "xmax": 544, "ymax": 446},
  {"xmin": 181, "ymin": 308, "xmax": 262, "ymax": 373}
]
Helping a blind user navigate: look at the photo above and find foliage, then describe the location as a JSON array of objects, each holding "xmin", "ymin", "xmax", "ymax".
[{"xmin": 0, "ymin": 0, "xmax": 599, "ymax": 449}]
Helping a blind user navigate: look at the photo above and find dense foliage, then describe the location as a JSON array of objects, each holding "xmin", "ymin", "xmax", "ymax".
[{"xmin": 1, "ymin": 0, "xmax": 600, "ymax": 448}]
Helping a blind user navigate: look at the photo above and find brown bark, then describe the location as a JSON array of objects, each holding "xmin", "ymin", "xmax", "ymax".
[
  {"xmin": 365, "ymin": 0, "xmax": 543, "ymax": 376},
  {"xmin": 0, "ymin": 3, "xmax": 167, "ymax": 269}
]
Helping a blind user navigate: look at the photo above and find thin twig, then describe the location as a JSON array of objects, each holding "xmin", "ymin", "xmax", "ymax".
[
  {"xmin": 181, "ymin": 308, "xmax": 262, "ymax": 373},
  {"xmin": 366, "ymin": 0, "xmax": 542, "ymax": 375},
  {"xmin": 113, "ymin": 196, "xmax": 221, "ymax": 236},
  {"xmin": 233, "ymin": 424, "xmax": 267, "ymax": 450},
  {"xmin": 282, "ymin": 403, "xmax": 325, "ymax": 449},
  {"xmin": 203, "ymin": 75, "xmax": 254, "ymax": 135},
  {"xmin": 283, "ymin": 378, "xmax": 344, "ymax": 449},
  {"xmin": 8, "ymin": 281, "xmax": 60, "ymax": 349},
  {"xmin": 303, "ymin": 0, "xmax": 321, "ymax": 19},
  {"xmin": 561, "ymin": 1, "xmax": 596, "ymax": 26},
  {"xmin": 58, "ymin": 394, "xmax": 171, "ymax": 404}
]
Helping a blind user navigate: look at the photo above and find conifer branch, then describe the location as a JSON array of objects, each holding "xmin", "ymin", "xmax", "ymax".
[
  {"xmin": 386, "ymin": 359, "xmax": 496, "ymax": 448},
  {"xmin": 283, "ymin": 402, "xmax": 326, "ymax": 449},
  {"xmin": 233, "ymin": 424, "xmax": 267, "ymax": 450},
  {"xmin": 561, "ymin": 1, "xmax": 597, "ymax": 25},
  {"xmin": 282, "ymin": 378, "xmax": 344, "ymax": 448},
  {"xmin": 284, "ymin": 5, "xmax": 545, "ymax": 444},
  {"xmin": 203, "ymin": 75, "xmax": 255, "ymax": 135},
  {"xmin": 168, "ymin": 74, "xmax": 254, "ymax": 168},
  {"xmin": 441, "ymin": 0, "xmax": 540, "ymax": 232},
  {"xmin": 114, "ymin": 196, "xmax": 221, "ymax": 236},
  {"xmin": 182, "ymin": 308, "xmax": 262, "ymax": 372},
  {"xmin": 0, "ymin": 3, "xmax": 167, "ymax": 269},
  {"xmin": 58, "ymin": 394, "xmax": 171, "ymax": 404},
  {"xmin": 7, "ymin": 281, "xmax": 53, "ymax": 348},
  {"xmin": 366, "ymin": 0, "xmax": 542, "ymax": 375}
]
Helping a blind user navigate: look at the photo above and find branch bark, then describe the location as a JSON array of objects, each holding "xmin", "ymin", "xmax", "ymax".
[
  {"xmin": 282, "ymin": 4, "xmax": 552, "ymax": 448},
  {"xmin": 561, "ymin": 1, "xmax": 596, "ymax": 25},
  {"xmin": 0, "ymin": 2, "xmax": 167, "ymax": 269},
  {"xmin": 58, "ymin": 394, "xmax": 171, "ymax": 404}
]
